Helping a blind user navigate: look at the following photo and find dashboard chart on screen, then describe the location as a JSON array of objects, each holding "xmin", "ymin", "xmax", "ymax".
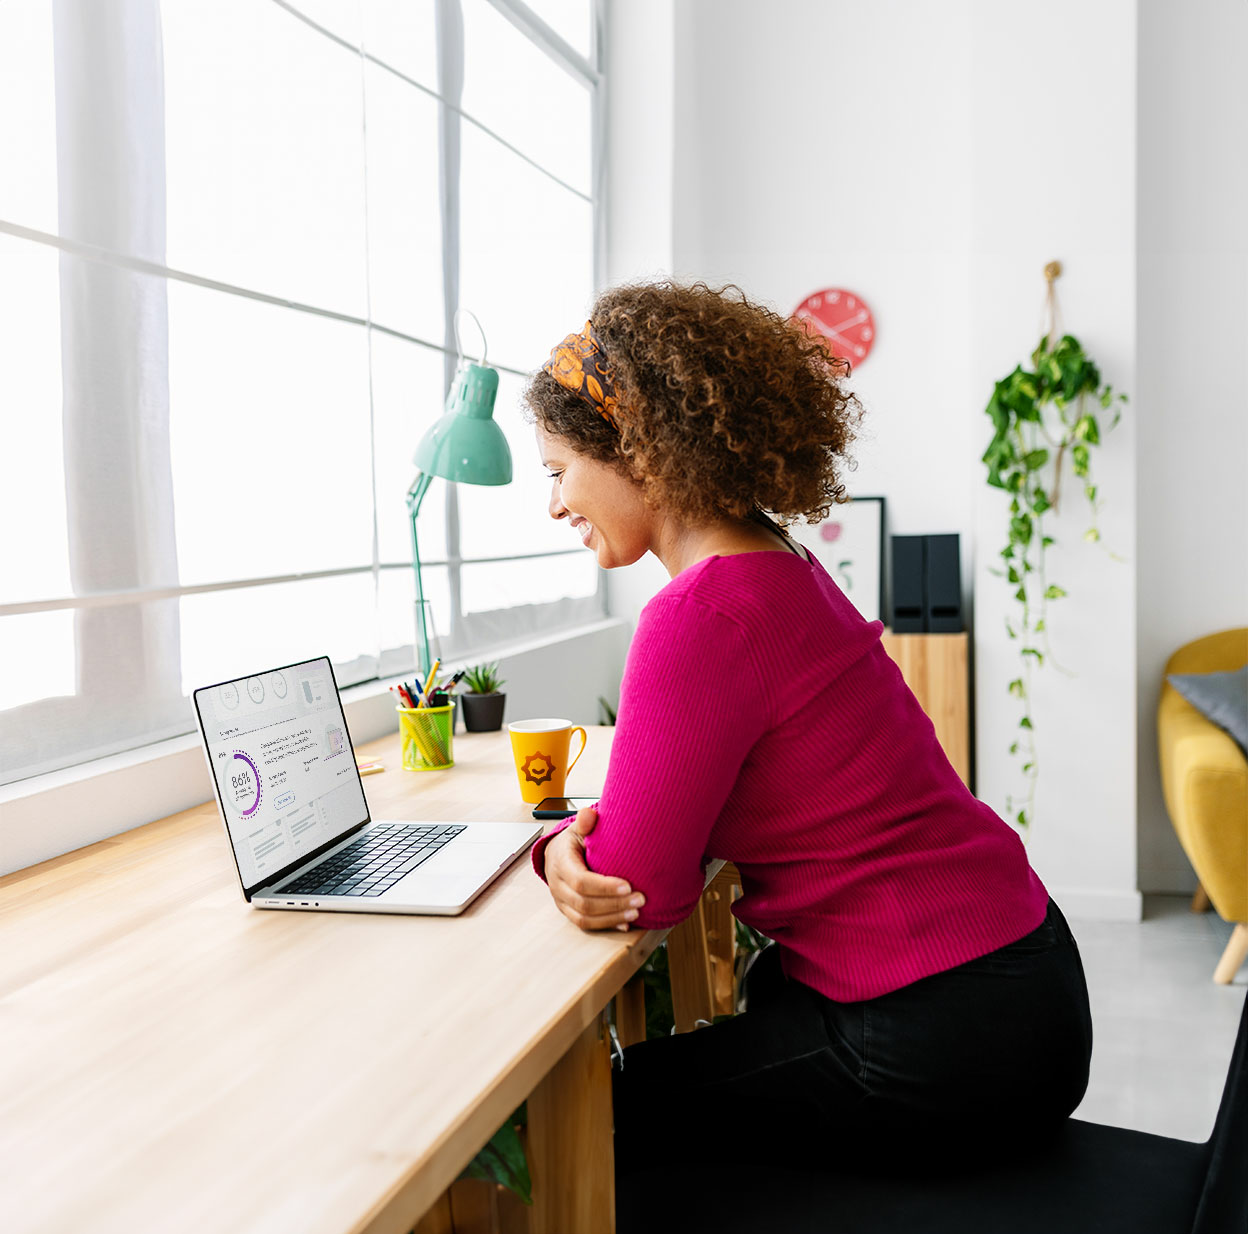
[{"xmin": 194, "ymin": 658, "xmax": 367, "ymax": 889}]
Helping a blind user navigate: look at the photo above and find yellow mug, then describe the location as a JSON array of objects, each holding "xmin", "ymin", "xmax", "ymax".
[{"xmin": 508, "ymin": 718, "xmax": 588, "ymax": 805}]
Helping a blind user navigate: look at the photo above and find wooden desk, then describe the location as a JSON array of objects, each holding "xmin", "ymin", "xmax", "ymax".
[{"xmin": 0, "ymin": 727, "xmax": 643, "ymax": 1234}]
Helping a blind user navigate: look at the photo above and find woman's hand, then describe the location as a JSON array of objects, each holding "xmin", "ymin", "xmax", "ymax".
[{"xmin": 544, "ymin": 807, "xmax": 646, "ymax": 932}]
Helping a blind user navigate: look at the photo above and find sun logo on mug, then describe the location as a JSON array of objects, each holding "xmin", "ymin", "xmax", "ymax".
[{"xmin": 521, "ymin": 751, "xmax": 557, "ymax": 786}]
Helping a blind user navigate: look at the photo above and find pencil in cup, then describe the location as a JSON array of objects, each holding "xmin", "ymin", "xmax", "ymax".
[{"xmin": 396, "ymin": 704, "xmax": 455, "ymax": 771}]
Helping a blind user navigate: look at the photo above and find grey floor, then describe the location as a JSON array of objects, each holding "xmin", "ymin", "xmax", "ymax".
[{"xmin": 1069, "ymin": 893, "xmax": 1245, "ymax": 1142}]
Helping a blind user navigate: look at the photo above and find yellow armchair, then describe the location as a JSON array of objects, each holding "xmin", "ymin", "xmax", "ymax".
[{"xmin": 1158, "ymin": 628, "xmax": 1248, "ymax": 984}]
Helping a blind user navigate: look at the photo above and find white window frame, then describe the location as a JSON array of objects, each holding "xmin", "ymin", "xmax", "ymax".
[
  {"xmin": 0, "ymin": 0, "xmax": 615, "ymax": 869},
  {"xmin": 0, "ymin": 0, "xmax": 609, "ymax": 790}
]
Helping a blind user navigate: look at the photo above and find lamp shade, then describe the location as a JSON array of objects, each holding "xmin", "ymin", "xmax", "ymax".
[{"xmin": 413, "ymin": 362, "xmax": 512, "ymax": 486}]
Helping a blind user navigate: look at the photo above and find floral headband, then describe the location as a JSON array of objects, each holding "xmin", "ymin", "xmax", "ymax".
[{"xmin": 541, "ymin": 321, "xmax": 620, "ymax": 430}]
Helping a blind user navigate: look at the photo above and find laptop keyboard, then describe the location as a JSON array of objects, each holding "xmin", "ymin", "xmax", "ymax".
[{"xmin": 275, "ymin": 823, "xmax": 467, "ymax": 899}]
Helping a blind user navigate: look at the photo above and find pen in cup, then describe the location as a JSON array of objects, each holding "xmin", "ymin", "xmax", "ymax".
[{"xmin": 421, "ymin": 658, "xmax": 442, "ymax": 704}]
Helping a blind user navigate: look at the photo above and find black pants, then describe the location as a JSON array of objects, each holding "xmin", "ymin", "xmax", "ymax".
[{"xmin": 613, "ymin": 898, "xmax": 1093, "ymax": 1180}]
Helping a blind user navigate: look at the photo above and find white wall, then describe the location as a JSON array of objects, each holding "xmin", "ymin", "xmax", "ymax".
[
  {"xmin": 670, "ymin": 0, "xmax": 979, "ymax": 596},
  {"xmin": 607, "ymin": 0, "xmax": 1165, "ymax": 917},
  {"xmin": 1135, "ymin": 0, "xmax": 1248, "ymax": 892},
  {"xmin": 569, "ymin": 0, "xmax": 1246, "ymax": 912},
  {"xmin": 969, "ymin": 0, "xmax": 1139, "ymax": 917},
  {"xmin": 601, "ymin": 0, "xmax": 680, "ymax": 628}
]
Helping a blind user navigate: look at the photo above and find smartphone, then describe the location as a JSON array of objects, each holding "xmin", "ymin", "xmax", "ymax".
[{"xmin": 532, "ymin": 796, "xmax": 599, "ymax": 820}]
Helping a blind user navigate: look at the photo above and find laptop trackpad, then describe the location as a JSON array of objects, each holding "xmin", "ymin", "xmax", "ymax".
[
  {"xmin": 426, "ymin": 841, "xmax": 516, "ymax": 876},
  {"xmin": 380, "ymin": 843, "xmax": 511, "ymax": 908}
]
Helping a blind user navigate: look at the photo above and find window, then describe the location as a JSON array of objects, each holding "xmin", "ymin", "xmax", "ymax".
[{"xmin": 0, "ymin": 0, "xmax": 603, "ymax": 786}]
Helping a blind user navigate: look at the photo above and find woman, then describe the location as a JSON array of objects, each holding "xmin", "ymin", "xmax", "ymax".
[{"xmin": 522, "ymin": 281, "xmax": 1092, "ymax": 1184}]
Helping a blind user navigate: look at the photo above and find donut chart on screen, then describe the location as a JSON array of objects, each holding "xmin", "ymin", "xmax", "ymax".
[{"xmin": 226, "ymin": 750, "xmax": 263, "ymax": 818}]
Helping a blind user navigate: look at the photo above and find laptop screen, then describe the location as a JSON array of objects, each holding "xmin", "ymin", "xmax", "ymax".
[{"xmin": 193, "ymin": 657, "xmax": 369, "ymax": 895}]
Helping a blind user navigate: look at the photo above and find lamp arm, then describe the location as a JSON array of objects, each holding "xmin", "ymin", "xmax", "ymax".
[{"xmin": 406, "ymin": 471, "xmax": 435, "ymax": 677}]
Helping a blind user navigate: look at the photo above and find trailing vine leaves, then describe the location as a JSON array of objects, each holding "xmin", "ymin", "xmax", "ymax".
[
  {"xmin": 458, "ymin": 1103, "xmax": 532, "ymax": 1204},
  {"xmin": 982, "ymin": 333, "xmax": 1126, "ymax": 834}
]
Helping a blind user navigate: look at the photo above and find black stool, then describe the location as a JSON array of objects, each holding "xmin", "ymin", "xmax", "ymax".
[{"xmin": 620, "ymin": 990, "xmax": 1247, "ymax": 1234}]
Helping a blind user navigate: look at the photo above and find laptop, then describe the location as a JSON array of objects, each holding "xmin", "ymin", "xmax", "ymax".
[{"xmin": 193, "ymin": 656, "xmax": 541, "ymax": 915}]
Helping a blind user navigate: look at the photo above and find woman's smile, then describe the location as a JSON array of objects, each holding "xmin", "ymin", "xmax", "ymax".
[{"xmin": 535, "ymin": 423, "xmax": 656, "ymax": 570}]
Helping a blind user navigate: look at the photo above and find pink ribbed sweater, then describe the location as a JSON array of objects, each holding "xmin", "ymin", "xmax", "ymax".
[{"xmin": 532, "ymin": 548, "xmax": 1049, "ymax": 1002}]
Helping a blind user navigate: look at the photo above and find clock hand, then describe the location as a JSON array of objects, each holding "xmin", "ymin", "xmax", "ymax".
[{"xmin": 824, "ymin": 310, "xmax": 868, "ymax": 335}]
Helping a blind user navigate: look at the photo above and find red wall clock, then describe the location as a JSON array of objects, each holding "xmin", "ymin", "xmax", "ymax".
[{"xmin": 792, "ymin": 288, "xmax": 876, "ymax": 369}]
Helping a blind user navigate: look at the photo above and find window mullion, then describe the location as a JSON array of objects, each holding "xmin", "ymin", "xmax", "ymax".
[
  {"xmin": 436, "ymin": 0, "xmax": 467, "ymax": 644},
  {"xmin": 480, "ymin": 0, "xmax": 600, "ymax": 86},
  {"xmin": 591, "ymin": 0, "xmax": 607, "ymax": 294}
]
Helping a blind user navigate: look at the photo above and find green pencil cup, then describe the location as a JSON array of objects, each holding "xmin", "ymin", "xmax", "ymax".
[{"xmin": 396, "ymin": 705, "xmax": 455, "ymax": 771}]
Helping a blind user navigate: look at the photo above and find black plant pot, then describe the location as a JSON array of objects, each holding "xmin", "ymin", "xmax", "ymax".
[{"xmin": 461, "ymin": 692, "xmax": 506, "ymax": 732}]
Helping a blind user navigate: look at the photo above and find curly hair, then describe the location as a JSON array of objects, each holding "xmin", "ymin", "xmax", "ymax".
[{"xmin": 523, "ymin": 281, "xmax": 862, "ymax": 527}]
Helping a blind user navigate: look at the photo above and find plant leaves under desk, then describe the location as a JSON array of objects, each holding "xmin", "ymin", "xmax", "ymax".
[{"xmin": 458, "ymin": 1104, "xmax": 531, "ymax": 1206}]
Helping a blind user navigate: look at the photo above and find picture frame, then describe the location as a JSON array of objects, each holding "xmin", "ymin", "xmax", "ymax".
[{"xmin": 788, "ymin": 495, "xmax": 886, "ymax": 623}]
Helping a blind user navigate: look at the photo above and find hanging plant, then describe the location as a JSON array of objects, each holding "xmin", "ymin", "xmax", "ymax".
[{"xmin": 981, "ymin": 264, "xmax": 1127, "ymax": 835}]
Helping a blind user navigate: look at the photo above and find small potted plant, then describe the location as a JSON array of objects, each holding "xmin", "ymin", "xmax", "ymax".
[{"xmin": 459, "ymin": 661, "xmax": 507, "ymax": 732}]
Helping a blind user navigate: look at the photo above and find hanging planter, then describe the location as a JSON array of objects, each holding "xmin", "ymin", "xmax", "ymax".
[{"xmin": 981, "ymin": 262, "xmax": 1128, "ymax": 834}]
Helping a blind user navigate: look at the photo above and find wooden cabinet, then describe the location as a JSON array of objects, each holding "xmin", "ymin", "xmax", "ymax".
[{"xmin": 879, "ymin": 629, "xmax": 970, "ymax": 787}]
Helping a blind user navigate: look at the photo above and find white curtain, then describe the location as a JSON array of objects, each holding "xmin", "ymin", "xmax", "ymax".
[
  {"xmin": 55, "ymin": 0, "xmax": 182, "ymax": 709},
  {"xmin": 0, "ymin": 0, "xmax": 604, "ymax": 787}
]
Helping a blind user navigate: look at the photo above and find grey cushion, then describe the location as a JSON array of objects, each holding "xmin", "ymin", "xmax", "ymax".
[{"xmin": 1167, "ymin": 665, "xmax": 1248, "ymax": 758}]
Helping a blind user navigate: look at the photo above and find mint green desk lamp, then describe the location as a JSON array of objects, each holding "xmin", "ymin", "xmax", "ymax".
[{"xmin": 406, "ymin": 321, "xmax": 512, "ymax": 677}]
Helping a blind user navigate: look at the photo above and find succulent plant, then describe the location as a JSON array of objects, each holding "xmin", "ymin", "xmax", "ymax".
[{"xmin": 462, "ymin": 661, "xmax": 505, "ymax": 695}]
